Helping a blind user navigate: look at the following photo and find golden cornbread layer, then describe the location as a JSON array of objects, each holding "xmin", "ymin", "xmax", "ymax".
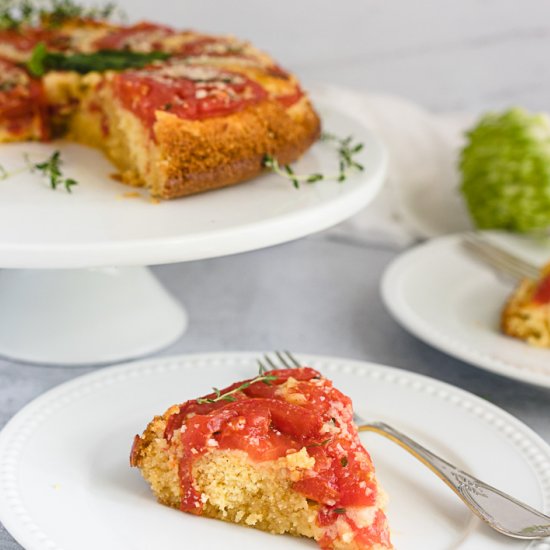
[{"xmin": 132, "ymin": 409, "xmax": 389, "ymax": 550}]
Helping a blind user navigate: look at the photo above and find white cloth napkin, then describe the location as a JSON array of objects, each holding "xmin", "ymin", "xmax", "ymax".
[{"xmin": 316, "ymin": 85, "xmax": 476, "ymax": 248}]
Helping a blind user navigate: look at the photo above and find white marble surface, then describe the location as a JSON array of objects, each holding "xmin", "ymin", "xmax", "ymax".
[{"xmin": 2, "ymin": 1, "xmax": 550, "ymax": 547}]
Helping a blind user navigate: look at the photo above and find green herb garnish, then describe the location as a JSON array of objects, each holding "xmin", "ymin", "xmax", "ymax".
[
  {"xmin": 27, "ymin": 43, "xmax": 170, "ymax": 76},
  {"xmin": 334, "ymin": 508, "xmax": 346, "ymax": 515},
  {"xmin": 0, "ymin": 0, "xmax": 120, "ymax": 30},
  {"xmin": 29, "ymin": 150, "xmax": 77, "ymax": 192},
  {"xmin": 0, "ymin": 150, "xmax": 78, "ymax": 192},
  {"xmin": 262, "ymin": 132, "xmax": 364, "ymax": 189},
  {"xmin": 44, "ymin": 0, "xmax": 118, "ymax": 27},
  {"xmin": 196, "ymin": 373, "xmax": 278, "ymax": 405},
  {"xmin": 340, "ymin": 456, "xmax": 348, "ymax": 467}
]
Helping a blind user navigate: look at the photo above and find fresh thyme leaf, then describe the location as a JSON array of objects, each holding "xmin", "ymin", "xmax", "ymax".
[
  {"xmin": 334, "ymin": 508, "xmax": 346, "ymax": 515},
  {"xmin": 262, "ymin": 132, "xmax": 364, "ymax": 188},
  {"xmin": 196, "ymin": 374, "xmax": 278, "ymax": 405},
  {"xmin": 28, "ymin": 150, "xmax": 78, "ymax": 192},
  {"xmin": 27, "ymin": 44, "xmax": 171, "ymax": 76},
  {"xmin": 306, "ymin": 173, "xmax": 323, "ymax": 183},
  {"xmin": 64, "ymin": 177, "xmax": 77, "ymax": 193}
]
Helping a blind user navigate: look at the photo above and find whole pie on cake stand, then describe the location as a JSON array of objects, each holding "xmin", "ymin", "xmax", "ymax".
[{"xmin": 0, "ymin": 11, "xmax": 387, "ymax": 366}]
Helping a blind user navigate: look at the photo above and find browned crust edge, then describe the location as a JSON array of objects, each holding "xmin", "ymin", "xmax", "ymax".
[{"xmin": 150, "ymin": 96, "xmax": 321, "ymax": 199}]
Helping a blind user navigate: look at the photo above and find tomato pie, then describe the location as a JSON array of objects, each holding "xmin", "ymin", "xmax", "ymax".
[
  {"xmin": 502, "ymin": 262, "xmax": 550, "ymax": 347},
  {"xmin": 131, "ymin": 367, "xmax": 392, "ymax": 549},
  {"xmin": 0, "ymin": 16, "xmax": 320, "ymax": 198}
]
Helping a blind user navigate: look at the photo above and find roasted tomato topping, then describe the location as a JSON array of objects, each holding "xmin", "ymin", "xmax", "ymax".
[
  {"xmin": 533, "ymin": 273, "xmax": 550, "ymax": 304},
  {"xmin": 0, "ymin": 59, "xmax": 48, "ymax": 139},
  {"xmin": 175, "ymin": 35, "xmax": 248, "ymax": 58},
  {"xmin": 113, "ymin": 61, "xmax": 268, "ymax": 129},
  {"xmin": 0, "ymin": 28, "xmax": 49, "ymax": 52},
  {"xmin": 93, "ymin": 21, "xmax": 175, "ymax": 52},
  {"xmin": 166, "ymin": 367, "xmax": 380, "ymax": 527}
]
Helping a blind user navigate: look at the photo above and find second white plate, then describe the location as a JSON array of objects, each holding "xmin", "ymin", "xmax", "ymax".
[
  {"xmin": 0, "ymin": 352, "xmax": 549, "ymax": 550},
  {"xmin": 381, "ymin": 233, "xmax": 550, "ymax": 388}
]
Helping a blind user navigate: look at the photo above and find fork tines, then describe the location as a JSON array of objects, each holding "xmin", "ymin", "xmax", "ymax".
[
  {"xmin": 462, "ymin": 233, "xmax": 540, "ymax": 280},
  {"xmin": 258, "ymin": 351, "xmax": 302, "ymax": 372}
]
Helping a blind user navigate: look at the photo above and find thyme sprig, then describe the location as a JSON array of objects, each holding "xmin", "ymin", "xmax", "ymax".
[
  {"xmin": 29, "ymin": 150, "xmax": 77, "ymax": 192},
  {"xmin": 0, "ymin": 0, "xmax": 120, "ymax": 30},
  {"xmin": 0, "ymin": 150, "xmax": 77, "ymax": 192},
  {"xmin": 196, "ymin": 373, "xmax": 278, "ymax": 405},
  {"xmin": 262, "ymin": 132, "xmax": 364, "ymax": 189}
]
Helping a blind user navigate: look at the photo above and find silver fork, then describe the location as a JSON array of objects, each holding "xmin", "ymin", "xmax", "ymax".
[
  {"xmin": 462, "ymin": 232, "xmax": 540, "ymax": 280},
  {"xmin": 258, "ymin": 351, "xmax": 550, "ymax": 540}
]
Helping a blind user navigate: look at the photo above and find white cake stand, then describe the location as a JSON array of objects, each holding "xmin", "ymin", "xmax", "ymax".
[{"xmin": 0, "ymin": 91, "xmax": 387, "ymax": 366}]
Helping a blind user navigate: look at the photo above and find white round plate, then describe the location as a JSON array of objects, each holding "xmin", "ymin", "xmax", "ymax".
[
  {"xmin": 0, "ymin": 90, "xmax": 386, "ymax": 269},
  {"xmin": 0, "ymin": 353, "xmax": 548, "ymax": 550},
  {"xmin": 381, "ymin": 233, "xmax": 550, "ymax": 388}
]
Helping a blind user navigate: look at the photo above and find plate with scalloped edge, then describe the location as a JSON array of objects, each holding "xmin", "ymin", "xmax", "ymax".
[{"xmin": 0, "ymin": 352, "xmax": 548, "ymax": 550}]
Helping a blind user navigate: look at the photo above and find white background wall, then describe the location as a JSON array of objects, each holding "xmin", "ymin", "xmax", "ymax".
[{"xmin": 107, "ymin": 0, "xmax": 550, "ymax": 114}]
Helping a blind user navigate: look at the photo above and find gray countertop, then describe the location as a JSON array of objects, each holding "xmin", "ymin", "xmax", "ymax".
[{"xmin": 1, "ymin": 233, "xmax": 549, "ymax": 549}]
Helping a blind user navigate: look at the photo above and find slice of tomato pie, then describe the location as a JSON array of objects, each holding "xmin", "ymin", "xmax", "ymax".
[
  {"xmin": 131, "ymin": 367, "xmax": 392, "ymax": 549},
  {"xmin": 502, "ymin": 262, "xmax": 550, "ymax": 347}
]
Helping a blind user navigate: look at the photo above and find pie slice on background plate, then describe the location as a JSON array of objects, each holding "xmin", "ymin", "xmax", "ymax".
[
  {"xmin": 131, "ymin": 366, "xmax": 392, "ymax": 550},
  {"xmin": 502, "ymin": 261, "xmax": 550, "ymax": 347}
]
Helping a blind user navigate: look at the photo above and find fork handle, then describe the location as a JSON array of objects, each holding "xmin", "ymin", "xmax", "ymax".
[{"xmin": 358, "ymin": 422, "xmax": 550, "ymax": 539}]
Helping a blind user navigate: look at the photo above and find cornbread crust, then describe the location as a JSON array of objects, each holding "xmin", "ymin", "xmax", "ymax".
[
  {"xmin": 502, "ymin": 274, "xmax": 550, "ymax": 347},
  {"xmin": 152, "ymin": 96, "xmax": 321, "ymax": 198},
  {"xmin": 131, "ymin": 405, "xmax": 390, "ymax": 550}
]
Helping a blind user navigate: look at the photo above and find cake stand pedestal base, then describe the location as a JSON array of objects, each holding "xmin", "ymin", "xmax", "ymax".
[{"xmin": 0, "ymin": 267, "xmax": 186, "ymax": 366}]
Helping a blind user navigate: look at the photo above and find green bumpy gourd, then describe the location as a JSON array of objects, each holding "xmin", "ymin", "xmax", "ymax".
[{"xmin": 460, "ymin": 107, "xmax": 550, "ymax": 232}]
